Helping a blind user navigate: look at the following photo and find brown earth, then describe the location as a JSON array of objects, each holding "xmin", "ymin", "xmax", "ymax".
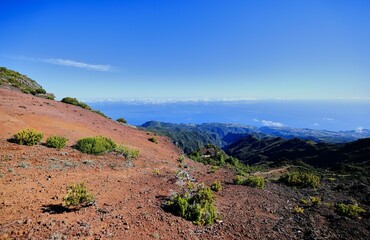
[{"xmin": 0, "ymin": 88, "xmax": 369, "ymax": 239}]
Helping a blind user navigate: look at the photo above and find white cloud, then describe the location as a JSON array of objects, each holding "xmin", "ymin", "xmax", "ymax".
[
  {"xmin": 322, "ymin": 117, "xmax": 334, "ymax": 121},
  {"xmin": 261, "ymin": 120, "xmax": 285, "ymax": 127},
  {"xmin": 8, "ymin": 55, "xmax": 115, "ymax": 72},
  {"xmin": 42, "ymin": 58, "xmax": 113, "ymax": 72},
  {"xmin": 253, "ymin": 118, "xmax": 259, "ymax": 122},
  {"xmin": 356, "ymin": 127, "xmax": 364, "ymax": 133}
]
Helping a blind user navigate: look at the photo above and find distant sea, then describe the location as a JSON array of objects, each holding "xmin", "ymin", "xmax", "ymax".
[{"xmin": 87, "ymin": 100, "xmax": 370, "ymax": 131}]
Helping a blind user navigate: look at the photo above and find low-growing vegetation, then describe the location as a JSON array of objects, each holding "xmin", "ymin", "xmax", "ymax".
[
  {"xmin": 210, "ymin": 180, "xmax": 222, "ymax": 192},
  {"xmin": 148, "ymin": 137, "xmax": 158, "ymax": 143},
  {"xmin": 61, "ymin": 97, "xmax": 92, "ymax": 110},
  {"xmin": 13, "ymin": 128, "xmax": 43, "ymax": 146},
  {"xmin": 279, "ymin": 171, "xmax": 320, "ymax": 189},
  {"xmin": 75, "ymin": 136, "xmax": 116, "ymax": 154},
  {"xmin": 117, "ymin": 118, "xmax": 127, "ymax": 124},
  {"xmin": 293, "ymin": 206, "xmax": 304, "ymax": 214},
  {"xmin": 114, "ymin": 145, "xmax": 140, "ymax": 160},
  {"xmin": 164, "ymin": 184, "xmax": 218, "ymax": 225},
  {"xmin": 62, "ymin": 182, "xmax": 95, "ymax": 208},
  {"xmin": 335, "ymin": 203, "xmax": 365, "ymax": 217},
  {"xmin": 233, "ymin": 175, "xmax": 265, "ymax": 189},
  {"xmin": 46, "ymin": 136, "xmax": 67, "ymax": 149}
]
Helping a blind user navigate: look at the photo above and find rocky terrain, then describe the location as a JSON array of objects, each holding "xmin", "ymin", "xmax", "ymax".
[{"xmin": 1, "ymin": 87, "xmax": 369, "ymax": 239}]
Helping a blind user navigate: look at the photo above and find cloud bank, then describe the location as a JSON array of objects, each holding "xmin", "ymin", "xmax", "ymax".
[{"xmin": 261, "ymin": 120, "xmax": 285, "ymax": 127}]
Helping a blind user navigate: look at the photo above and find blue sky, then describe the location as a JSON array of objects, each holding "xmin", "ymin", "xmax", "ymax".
[{"xmin": 1, "ymin": 0, "xmax": 369, "ymax": 100}]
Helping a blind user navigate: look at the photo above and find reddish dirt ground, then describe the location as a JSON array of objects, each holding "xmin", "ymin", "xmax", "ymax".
[{"xmin": 1, "ymin": 89, "xmax": 369, "ymax": 239}]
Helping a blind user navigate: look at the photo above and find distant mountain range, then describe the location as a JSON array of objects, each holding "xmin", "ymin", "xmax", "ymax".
[
  {"xmin": 140, "ymin": 121, "xmax": 370, "ymax": 154},
  {"xmin": 226, "ymin": 135, "xmax": 370, "ymax": 169}
]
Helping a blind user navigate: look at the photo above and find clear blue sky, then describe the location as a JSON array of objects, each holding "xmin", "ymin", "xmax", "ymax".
[{"xmin": 1, "ymin": 0, "xmax": 369, "ymax": 100}]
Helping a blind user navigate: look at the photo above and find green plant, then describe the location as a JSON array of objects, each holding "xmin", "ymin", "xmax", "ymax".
[
  {"xmin": 310, "ymin": 196, "xmax": 321, "ymax": 205},
  {"xmin": 114, "ymin": 145, "xmax": 140, "ymax": 160},
  {"xmin": 233, "ymin": 175, "xmax": 245, "ymax": 185},
  {"xmin": 153, "ymin": 169, "xmax": 161, "ymax": 175},
  {"xmin": 75, "ymin": 136, "xmax": 116, "ymax": 154},
  {"xmin": 210, "ymin": 180, "xmax": 222, "ymax": 192},
  {"xmin": 177, "ymin": 155, "xmax": 185, "ymax": 163},
  {"xmin": 293, "ymin": 206, "xmax": 304, "ymax": 214},
  {"xmin": 19, "ymin": 162, "xmax": 30, "ymax": 168},
  {"xmin": 148, "ymin": 137, "xmax": 158, "ymax": 144},
  {"xmin": 299, "ymin": 198, "xmax": 308, "ymax": 204},
  {"xmin": 208, "ymin": 166, "xmax": 219, "ymax": 173},
  {"xmin": 62, "ymin": 182, "xmax": 95, "ymax": 207},
  {"xmin": 335, "ymin": 203, "xmax": 365, "ymax": 217},
  {"xmin": 61, "ymin": 97, "xmax": 92, "ymax": 110},
  {"xmin": 13, "ymin": 129, "xmax": 43, "ymax": 146},
  {"xmin": 233, "ymin": 175, "xmax": 264, "ymax": 189},
  {"xmin": 35, "ymin": 88, "xmax": 46, "ymax": 94},
  {"xmin": 92, "ymin": 110, "xmax": 108, "ymax": 118},
  {"xmin": 46, "ymin": 136, "xmax": 67, "ymax": 149},
  {"xmin": 165, "ymin": 186, "xmax": 217, "ymax": 225},
  {"xmin": 117, "ymin": 118, "xmax": 127, "ymax": 124},
  {"xmin": 279, "ymin": 171, "xmax": 320, "ymax": 188}
]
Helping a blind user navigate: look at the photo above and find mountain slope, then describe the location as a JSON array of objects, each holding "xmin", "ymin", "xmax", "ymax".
[
  {"xmin": 0, "ymin": 66, "xmax": 55, "ymax": 99},
  {"xmin": 226, "ymin": 134, "xmax": 370, "ymax": 170},
  {"xmin": 141, "ymin": 121, "xmax": 370, "ymax": 155}
]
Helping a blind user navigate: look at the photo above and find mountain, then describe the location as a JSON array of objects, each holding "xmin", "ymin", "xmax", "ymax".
[
  {"xmin": 226, "ymin": 134, "xmax": 370, "ymax": 170},
  {"xmin": 0, "ymin": 66, "xmax": 55, "ymax": 99},
  {"xmin": 141, "ymin": 121, "xmax": 370, "ymax": 154},
  {"xmin": 140, "ymin": 121, "xmax": 260, "ymax": 153}
]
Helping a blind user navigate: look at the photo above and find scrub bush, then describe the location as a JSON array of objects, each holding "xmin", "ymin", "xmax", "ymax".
[
  {"xmin": 46, "ymin": 136, "xmax": 67, "ymax": 149},
  {"xmin": 13, "ymin": 129, "xmax": 43, "ymax": 146},
  {"xmin": 75, "ymin": 136, "xmax": 116, "ymax": 154}
]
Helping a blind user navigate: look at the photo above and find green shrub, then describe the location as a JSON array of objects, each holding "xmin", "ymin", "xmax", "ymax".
[
  {"xmin": 279, "ymin": 171, "xmax": 320, "ymax": 188},
  {"xmin": 310, "ymin": 196, "xmax": 321, "ymax": 205},
  {"xmin": 208, "ymin": 165, "xmax": 219, "ymax": 173},
  {"xmin": 165, "ymin": 186, "xmax": 217, "ymax": 225},
  {"xmin": 13, "ymin": 129, "xmax": 43, "ymax": 146},
  {"xmin": 335, "ymin": 203, "xmax": 365, "ymax": 217},
  {"xmin": 61, "ymin": 97, "xmax": 92, "ymax": 110},
  {"xmin": 233, "ymin": 175, "xmax": 264, "ymax": 189},
  {"xmin": 233, "ymin": 175, "xmax": 245, "ymax": 185},
  {"xmin": 114, "ymin": 145, "xmax": 140, "ymax": 160},
  {"xmin": 75, "ymin": 136, "xmax": 116, "ymax": 154},
  {"xmin": 210, "ymin": 180, "xmax": 222, "ymax": 192},
  {"xmin": 148, "ymin": 137, "xmax": 158, "ymax": 144},
  {"xmin": 46, "ymin": 136, "xmax": 67, "ymax": 149},
  {"xmin": 92, "ymin": 110, "xmax": 108, "ymax": 118},
  {"xmin": 293, "ymin": 206, "xmax": 304, "ymax": 214},
  {"xmin": 177, "ymin": 155, "xmax": 185, "ymax": 163},
  {"xmin": 62, "ymin": 182, "xmax": 95, "ymax": 207},
  {"xmin": 35, "ymin": 88, "xmax": 46, "ymax": 94},
  {"xmin": 117, "ymin": 118, "xmax": 127, "ymax": 124},
  {"xmin": 300, "ymin": 198, "xmax": 308, "ymax": 204}
]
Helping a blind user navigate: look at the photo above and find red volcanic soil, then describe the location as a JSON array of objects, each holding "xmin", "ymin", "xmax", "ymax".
[{"xmin": 0, "ymin": 88, "xmax": 369, "ymax": 239}]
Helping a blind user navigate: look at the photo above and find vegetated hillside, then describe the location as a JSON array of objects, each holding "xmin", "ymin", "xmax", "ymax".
[
  {"xmin": 141, "ymin": 121, "xmax": 261, "ymax": 153},
  {"xmin": 141, "ymin": 121, "xmax": 370, "ymax": 155},
  {"xmin": 226, "ymin": 135, "xmax": 370, "ymax": 171},
  {"xmin": 0, "ymin": 66, "xmax": 55, "ymax": 99}
]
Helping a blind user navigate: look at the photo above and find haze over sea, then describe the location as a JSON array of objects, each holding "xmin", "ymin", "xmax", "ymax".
[{"xmin": 88, "ymin": 100, "xmax": 370, "ymax": 132}]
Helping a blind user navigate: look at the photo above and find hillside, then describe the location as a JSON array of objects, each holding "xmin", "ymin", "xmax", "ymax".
[
  {"xmin": 0, "ymin": 66, "xmax": 55, "ymax": 99},
  {"xmin": 1, "ymin": 71, "xmax": 369, "ymax": 239},
  {"xmin": 226, "ymin": 135, "xmax": 370, "ymax": 171},
  {"xmin": 141, "ymin": 121, "xmax": 370, "ymax": 154}
]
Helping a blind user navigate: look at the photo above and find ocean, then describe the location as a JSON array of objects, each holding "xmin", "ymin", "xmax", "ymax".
[{"xmin": 87, "ymin": 100, "xmax": 370, "ymax": 131}]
